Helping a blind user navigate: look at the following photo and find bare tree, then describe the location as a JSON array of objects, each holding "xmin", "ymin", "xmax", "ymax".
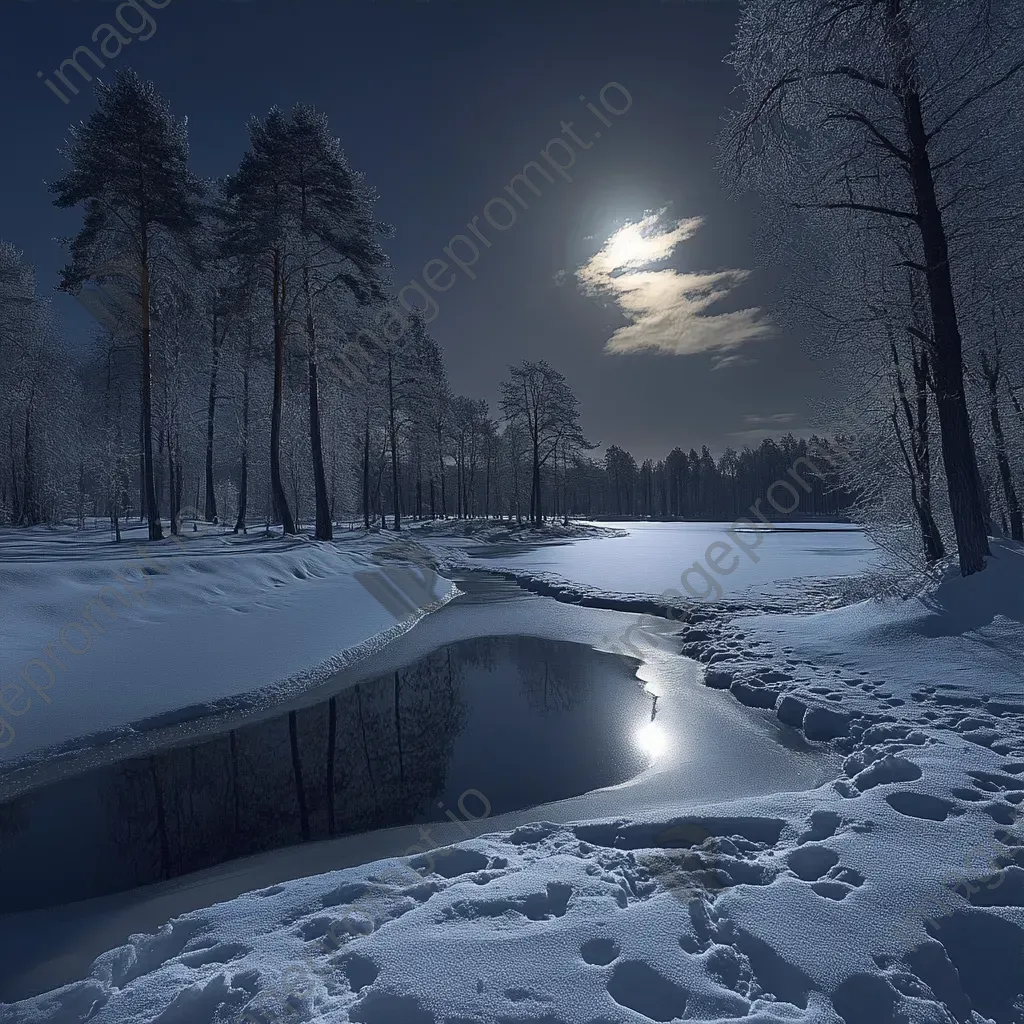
[
  {"xmin": 499, "ymin": 361, "xmax": 592, "ymax": 525},
  {"xmin": 723, "ymin": 0, "xmax": 1024, "ymax": 574},
  {"xmin": 979, "ymin": 342, "xmax": 1023, "ymax": 541}
]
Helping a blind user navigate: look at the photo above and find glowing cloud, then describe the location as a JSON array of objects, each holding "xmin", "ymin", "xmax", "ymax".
[{"xmin": 576, "ymin": 210, "xmax": 772, "ymax": 360}]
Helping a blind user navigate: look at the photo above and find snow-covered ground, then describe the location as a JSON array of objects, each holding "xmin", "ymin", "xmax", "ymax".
[
  {"xmin": 440, "ymin": 520, "xmax": 878, "ymax": 610},
  {"xmin": 0, "ymin": 522, "xmax": 455, "ymax": 772},
  {"xmin": 3, "ymin": 521, "xmax": 1023, "ymax": 1024}
]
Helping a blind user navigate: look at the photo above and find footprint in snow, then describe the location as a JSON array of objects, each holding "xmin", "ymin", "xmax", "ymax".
[
  {"xmin": 787, "ymin": 844, "xmax": 839, "ymax": 881},
  {"xmin": 607, "ymin": 960, "xmax": 690, "ymax": 1022},
  {"xmin": 885, "ymin": 791, "xmax": 954, "ymax": 822},
  {"xmin": 580, "ymin": 936, "xmax": 620, "ymax": 966},
  {"xmin": 852, "ymin": 754, "xmax": 923, "ymax": 792}
]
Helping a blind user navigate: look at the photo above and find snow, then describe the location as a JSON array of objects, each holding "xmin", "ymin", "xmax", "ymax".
[
  {"xmin": 448, "ymin": 520, "xmax": 879, "ymax": 609},
  {"xmin": 3, "ymin": 523, "xmax": 1024, "ymax": 1024},
  {"xmin": 732, "ymin": 540, "xmax": 1024, "ymax": 708},
  {"xmin": 0, "ymin": 523, "xmax": 456, "ymax": 770}
]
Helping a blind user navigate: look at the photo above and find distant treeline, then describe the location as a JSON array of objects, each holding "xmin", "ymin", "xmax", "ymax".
[{"xmin": 564, "ymin": 435, "xmax": 852, "ymax": 522}]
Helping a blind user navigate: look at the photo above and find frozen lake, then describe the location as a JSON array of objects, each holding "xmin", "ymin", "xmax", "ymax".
[{"xmin": 467, "ymin": 520, "xmax": 878, "ymax": 606}]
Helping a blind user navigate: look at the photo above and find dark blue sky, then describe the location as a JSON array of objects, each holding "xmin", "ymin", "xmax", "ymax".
[{"xmin": 3, "ymin": 0, "xmax": 827, "ymax": 460}]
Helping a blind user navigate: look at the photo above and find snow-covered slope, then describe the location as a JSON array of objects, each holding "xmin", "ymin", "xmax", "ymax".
[
  {"xmin": 8, "ymin": 740, "xmax": 1021, "ymax": 1024},
  {"xmin": 0, "ymin": 524, "xmax": 455, "ymax": 768}
]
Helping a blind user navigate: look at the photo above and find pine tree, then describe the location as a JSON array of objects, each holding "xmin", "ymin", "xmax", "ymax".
[
  {"xmin": 50, "ymin": 70, "xmax": 204, "ymax": 541},
  {"xmin": 223, "ymin": 105, "xmax": 388, "ymax": 539}
]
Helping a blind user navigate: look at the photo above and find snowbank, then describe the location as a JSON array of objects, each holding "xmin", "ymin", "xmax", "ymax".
[
  {"xmin": 0, "ymin": 523, "xmax": 456, "ymax": 769},
  {"xmin": 682, "ymin": 540, "xmax": 1024, "ymax": 752},
  {"xmin": 9, "ymin": 736, "xmax": 1021, "ymax": 1024}
]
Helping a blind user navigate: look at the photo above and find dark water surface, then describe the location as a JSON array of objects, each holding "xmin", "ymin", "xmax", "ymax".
[{"xmin": 0, "ymin": 635, "xmax": 652, "ymax": 912}]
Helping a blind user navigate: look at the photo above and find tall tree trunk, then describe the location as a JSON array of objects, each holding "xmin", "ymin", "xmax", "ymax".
[
  {"xmin": 459, "ymin": 441, "xmax": 466, "ymax": 519},
  {"xmin": 898, "ymin": 62, "xmax": 988, "ymax": 573},
  {"xmin": 990, "ymin": 401, "xmax": 1021, "ymax": 541},
  {"xmin": 388, "ymin": 354, "xmax": 400, "ymax": 530},
  {"xmin": 9, "ymin": 418, "xmax": 20, "ymax": 526},
  {"xmin": 288, "ymin": 709, "xmax": 310, "ymax": 842},
  {"xmin": 270, "ymin": 251, "xmax": 296, "ymax": 534},
  {"xmin": 912, "ymin": 349, "xmax": 944, "ymax": 562},
  {"xmin": 138, "ymin": 405, "xmax": 146, "ymax": 523},
  {"xmin": 167, "ymin": 428, "xmax": 178, "ymax": 535},
  {"xmin": 140, "ymin": 256, "xmax": 162, "ymax": 540},
  {"xmin": 437, "ymin": 424, "xmax": 447, "ymax": 517},
  {"xmin": 981, "ymin": 349, "xmax": 1023, "ymax": 542},
  {"xmin": 204, "ymin": 313, "xmax": 221, "ymax": 523},
  {"xmin": 416, "ymin": 454, "xmax": 422, "ymax": 520},
  {"xmin": 485, "ymin": 446, "xmax": 491, "ymax": 519},
  {"xmin": 234, "ymin": 363, "xmax": 249, "ymax": 534},
  {"xmin": 155, "ymin": 425, "xmax": 165, "ymax": 519},
  {"xmin": 174, "ymin": 442, "xmax": 184, "ymax": 534},
  {"xmin": 308, "ymin": 357, "xmax": 332, "ymax": 540},
  {"xmin": 532, "ymin": 440, "xmax": 541, "ymax": 525},
  {"xmin": 303, "ymin": 270, "xmax": 332, "ymax": 541},
  {"xmin": 511, "ymin": 437, "xmax": 521, "ymax": 523},
  {"xmin": 363, "ymin": 410, "xmax": 371, "ymax": 529},
  {"xmin": 891, "ymin": 336, "xmax": 945, "ymax": 562},
  {"xmin": 22, "ymin": 405, "xmax": 34, "ymax": 525}
]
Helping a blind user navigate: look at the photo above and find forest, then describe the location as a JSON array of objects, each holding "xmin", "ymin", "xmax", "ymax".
[
  {"xmin": 0, "ymin": 70, "xmax": 851, "ymax": 541},
  {"xmin": 4, "ymin": 0, "xmax": 1024, "ymax": 586}
]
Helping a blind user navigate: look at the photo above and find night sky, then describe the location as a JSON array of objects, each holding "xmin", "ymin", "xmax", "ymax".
[{"xmin": 3, "ymin": 0, "xmax": 828, "ymax": 461}]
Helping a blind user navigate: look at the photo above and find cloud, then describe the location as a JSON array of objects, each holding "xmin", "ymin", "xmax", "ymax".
[
  {"xmin": 576, "ymin": 210, "xmax": 772, "ymax": 357},
  {"xmin": 725, "ymin": 414, "xmax": 810, "ymax": 444},
  {"xmin": 552, "ymin": 269, "xmax": 567, "ymax": 287},
  {"xmin": 711, "ymin": 353, "xmax": 757, "ymax": 371},
  {"xmin": 742, "ymin": 413, "xmax": 797, "ymax": 425}
]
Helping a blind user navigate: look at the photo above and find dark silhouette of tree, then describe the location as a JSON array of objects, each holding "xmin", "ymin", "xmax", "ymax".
[
  {"xmin": 500, "ymin": 360, "xmax": 593, "ymax": 525},
  {"xmin": 50, "ymin": 70, "xmax": 204, "ymax": 541}
]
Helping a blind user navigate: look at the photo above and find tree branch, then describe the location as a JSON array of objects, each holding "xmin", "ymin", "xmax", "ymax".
[{"xmin": 793, "ymin": 200, "xmax": 919, "ymax": 222}]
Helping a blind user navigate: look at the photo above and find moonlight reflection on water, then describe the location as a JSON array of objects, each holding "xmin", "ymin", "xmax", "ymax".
[{"xmin": 0, "ymin": 635, "xmax": 652, "ymax": 912}]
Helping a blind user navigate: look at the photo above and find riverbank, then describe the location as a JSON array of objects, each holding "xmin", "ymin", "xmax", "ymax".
[
  {"xmin": 0, "ymin": 522, "xmax": 458, "ymax": 773},
  {"xmin": 3, "ymin": 523, "xmax": 1022, "ymax": 1023}
]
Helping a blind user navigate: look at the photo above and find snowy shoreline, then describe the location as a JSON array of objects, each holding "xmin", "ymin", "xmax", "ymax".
[
  {"xmin": 0, "ymin": 523, "xmax": 459, "ymax": 780},
  {"xmin": 3, "ymin": 522, "xmax": 1023, "ymax": 1023}
]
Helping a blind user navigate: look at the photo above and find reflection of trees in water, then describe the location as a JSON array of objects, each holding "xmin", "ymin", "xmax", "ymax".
[
  {"xmin": 517, "ymin": 638, "xmax": 594, "ymax": 714},
  {"xmin": 0, "ymin": 794, "xmax": 30, "ymax": 841},
  {"xmin": 453, "ymin": 636, "xmax": 498, "ymax": 674},
  {"xmin": 337, "ymin": 646, "xmax": 468, "ymax": 831},
  {"xmin": 106, "ymin": 646, "xmax": 468, "ymax": 886}
]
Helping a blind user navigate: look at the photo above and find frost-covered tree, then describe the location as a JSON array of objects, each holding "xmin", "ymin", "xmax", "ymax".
[
  {"xmin": 722, "ymin": 0, "xmax": 1024, "ymax": 575},
  {"xmin": 0, "ymin": 245, "xmax": 81, "ymax": 525},
  {"xmin": 50, "ymin": 70, "xmax": 205, "ymax": 541},
  {"xmin": 499, "ymin": 361, "xmax": 591, "ymax": 525},
  {"xmin": 223, "ymin": 105, "xmax": 389, "ymax": 539}
]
